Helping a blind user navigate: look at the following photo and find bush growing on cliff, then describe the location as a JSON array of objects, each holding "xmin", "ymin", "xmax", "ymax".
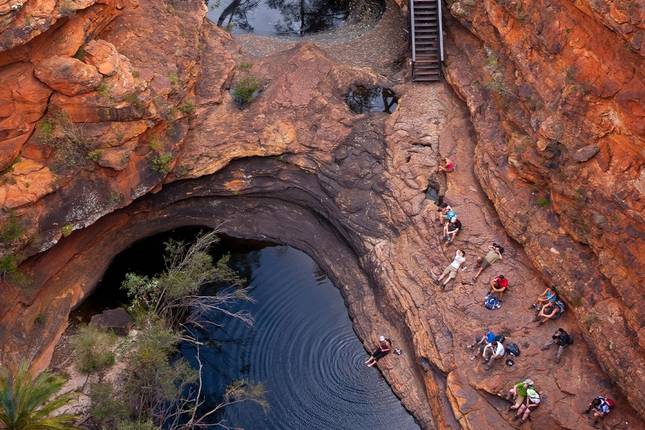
[
  {"xmin": 86, "ymin": 231, "xmax": 262, "ymax": 429},
  {"xmin": 0, "ymin": 210, "xmax": 23, "ymax": 244},
  {"xmin": 232, "ymin": 76, "xmax": 260, "ymax": 106},
  {"xmin": 0, "ymin": 362, "xmax": 79, "ymax": 430},
  {"xmin": 70, "ymin": 324, "xmax": 117, "ymax": 375}
]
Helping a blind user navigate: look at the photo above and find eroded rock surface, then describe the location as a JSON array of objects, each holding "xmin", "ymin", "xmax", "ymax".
[{"xmin": 0, "ymin": 0, "xmax": 643, "ymax": 429}]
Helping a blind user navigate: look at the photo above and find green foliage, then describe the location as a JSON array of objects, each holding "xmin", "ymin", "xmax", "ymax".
[
  {"xmin": 96, "ymin": 81, "xmax": 110, "ymax": 98},
  {"xmin": 37, "ymin": 119, "xmax": 56, "ymax": 142},
  {"xmin": 150, "ymin": 152, "xmax": 173, "ymax": 175},
  {"xmin": 168, "ymin": 72, "xmax": 179, "ymax": 87},
  {"xmin": 239, "ymin": 62, "xmax": 253, "ymax": 71},
  {"xmin": 224, "ymin": 380, "xmax": 269, "ymax": 412},
  {"xmin": 34, "ymin": 313, "xmax": 47, "ymax": 326},
  {"xmin": 45, "ymin": 111, "xmax": 91, "ymax": 172},
  {"xmin": 124, "ymin": 93, "xmax": 145, "ymax": 111},
  {"xmin": 70, "ymin": 325, "xmax": 117, "ymax": 375},
  {"xmin": 117, "ymin": 421, "xmax": 158, "ymax": 430},
  {"xmin": 61, "ymin": 224, "xmax": 74, "ymax": 237},
  {"xmin": 0, "ymin": 211, "xmax": 23, "ymax": 244},
  {"xmin": 232, "ymin": 76, "xmax": 260, "ymax": 106},
  {"xmin": 73, "ymin": 46, "xmax": 85, "ymax": 61},
  {"xmin": 88, "ymin": 383, "xmax": 128, "ymax": 427},
  {"xmin": 177, "ymin": 101, "xmax": 195, "ymax": 115},
  {"xmin": 535, "ymin": 197, "xmax": 550, "ymax": 208},
  {"xmin": 0, "ymin": 254, "xmax": 18, "ymax": 278},
  {"xmin": 87, "ymin": 149, "xmax": 102, "ymax": 162},
  {"xmin": 0, "ymin": 362, "xmax": 79, "ymax": 430}
]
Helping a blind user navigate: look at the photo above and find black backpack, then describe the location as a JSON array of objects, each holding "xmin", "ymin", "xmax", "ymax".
[{"xmin": 506, "ymin": 342, "xmax": 521, "ymax": 357}]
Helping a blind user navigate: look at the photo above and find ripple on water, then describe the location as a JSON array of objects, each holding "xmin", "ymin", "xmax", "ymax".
[{"xmin": 181, "ymin": 246, "xmax": 419, "ymax": 429}]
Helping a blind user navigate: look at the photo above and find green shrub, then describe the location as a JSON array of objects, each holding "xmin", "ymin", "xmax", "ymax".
[
  {"xmin": 61, "ymin": 223, "xmax": 74, "ymax": 237},
  {"xmin": 70, "ymin": 324, "xmax": 117, "ymax": 375},
  {"xmin": 239, "ymin": 62, "xmax": 253, "ymax": 71},
  {"xmin": 46, "ymin": 111, "xmax": 91, "ymax": 172},
  {"xmin": 87, "ymin": 149, "xmax": 102, "ymax": 162},
  {"xmin": 117, "ymin": 420, "xmax": 158, "ymax": 430},
  {"xmin": 178, "ymin": 101, "xmax": 195, "ymax": 115},
  {"xmin": 536, "ymin": 197, "xmax": 550, "ymax": 208},
  {"xmin": 232, "ymin": 76, "xmax": 260, "ymax": 106},
  {"xmin": 96, "ymin": 81, "xmax": 110, "ymax": 98},
  {"xmin": 74, "ymin": 46, "xmax": 85, "ymax": 61},
  {"xmin": 37, "ymin": 119, "xmax": 56, "ymax": 142},
  {"xmin": 124, "ymin": 93, "xmax": 145, "ymax": 111},
  {"xmin": 0, "ymin": 211, "xmax": 23, "ymax": 244},
  {"xmin": 169, "ymin": 72, "xmax": 179, "ymax": 87},
  {"xmin": 89, "ymin": 382, "xmax": 128, "ymax": 426},
  {"xmin": 34, "ymin": 313, "xmax": 46, "ymax": 325},
  {"xmin": 0, "ymin": 254, "xmax": 18, "ymax": 278},
  {"xmin": 150, "ymin": 153, "xmax": 173, "ymax": 175}
]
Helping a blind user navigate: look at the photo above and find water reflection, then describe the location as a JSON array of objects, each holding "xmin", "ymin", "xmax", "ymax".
[
  {"xmin": 207, "ymin": 0, "xmax": 381, "ymax": 36},
  {"xmin": 346, "ymin": 85, "xmax": 398, "ymax": 114}
]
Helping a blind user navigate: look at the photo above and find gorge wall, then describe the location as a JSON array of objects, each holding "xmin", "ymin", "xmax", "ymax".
[{"xmin": 0, "ymin": 0, "xmax": 643, "ymax": 429}]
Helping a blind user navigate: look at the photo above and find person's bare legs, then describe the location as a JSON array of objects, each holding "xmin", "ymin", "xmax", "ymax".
[
  {"xmin": 515, "ymin": 404, "xmax": 526, "ymax": 419},
  {"xmin": 520, "ymin": 406, "xmax": 532, "ymax": 422}
]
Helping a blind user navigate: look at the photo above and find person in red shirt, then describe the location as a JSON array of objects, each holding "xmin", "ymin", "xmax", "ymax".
[
  {"xmin": 489, "ymin": 274, "xmax": 509, "ymax": 301},
  {"xmin": 439, "ymin": 157, "xmax": 455, "ymax": 173}
]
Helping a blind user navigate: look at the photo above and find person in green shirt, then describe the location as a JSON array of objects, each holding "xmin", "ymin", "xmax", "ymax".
[{"xmin": 502, "ymin": 379, "xmax": 534, "ymax": 410}]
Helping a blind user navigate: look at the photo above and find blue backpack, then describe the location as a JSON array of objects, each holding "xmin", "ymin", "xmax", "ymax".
[{"xmin": 484, "ymin": 295, "xmax": 501, "ymax": 310}]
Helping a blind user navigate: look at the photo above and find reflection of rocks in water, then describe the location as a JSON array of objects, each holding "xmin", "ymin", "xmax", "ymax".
[
  {"xmin": 207, "ymin": 0, "xmax": 383, "ymax": 36},
  {"xmin": 346, "ymin": 85, "xmax": 398, "ymax": 114}
]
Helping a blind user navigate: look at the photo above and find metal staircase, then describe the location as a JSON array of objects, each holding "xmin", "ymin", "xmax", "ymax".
[{"xmin": 410, "ymin": 0, "xmax": 444, "ymax": 82}]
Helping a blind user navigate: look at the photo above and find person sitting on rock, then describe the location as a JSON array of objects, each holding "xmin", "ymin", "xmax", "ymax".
[
  {"xmin": 502, "ymin": 379, "xmax": 534, "ymax": 411},
  {"xmin": 482, "ymin": 340, "xmax": 505, "ymax": 369},
  {"xmin": 536, "ymin": 299, "xmax": 565, "ymax": 324},
  {"xmin": 541, "ymin": 328, "xmax": 573, "ymax": 363},
  {"xmin": 437, "ymin": 249, "xmax": 466, "ymax": 288},
  {"xmin": 365, "ymin": 335, "xmax": 392, "ymax": 367},
  {"xmin": 468, "ymin": 329, "xmax": 496, "ymax": 358},
  {"xmin": 439, "ymin": 157, "xmax": 455, "ymax": 173},
  {"xmin": 437, "ymin": 203, "xmax": 456, "ymax": 224},
  {"xmin": 537, "ymin": 287, "xmax": 558, "ymax": 306},
  {"xmin": 443, "ymin": 216, "xmax": 462, "ymax": 243},
  {"xmin": 473, "ymin": 243, "xmax": 504, "ymax": 281},
  {"xmin": 488, "ymin": 274, "xmax": 508, "ymax": 301},
  {"xmin": 514, "ymin": 387, "xmax": 540, "ymax": 423},
  {"xmin": 584, "ymin": 395, "xmax": 615, "ymax": 422}
]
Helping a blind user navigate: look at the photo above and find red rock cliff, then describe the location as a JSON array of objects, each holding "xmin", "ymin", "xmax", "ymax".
[{"xmin": 443, "ymin": 0, "xmax": 644, "ymax": 417}]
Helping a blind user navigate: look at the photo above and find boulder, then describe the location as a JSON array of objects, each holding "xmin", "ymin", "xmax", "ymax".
[
  {"xmin": 34, "ymin": 55, "xmax": 102, "ymax": 96},
  {"xmin": 82, "ymin": 40, "xmax": 120, "ymax": 76},
  {"xmin": 90, "ymin": 308, "xmax": 132, "ymax": 336},
  {"xmin": 572, "ymin": 144, "xmax": 600, "ymax": 163}
]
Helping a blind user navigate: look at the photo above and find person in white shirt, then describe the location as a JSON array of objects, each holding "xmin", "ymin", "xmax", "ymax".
[
  {"xmin": 482, "ymin": 340, "xmax": 505, "ymax": 369},
  {"xmin": 437, "ymin": 250, "xmax": 466, "ymax": 288}
]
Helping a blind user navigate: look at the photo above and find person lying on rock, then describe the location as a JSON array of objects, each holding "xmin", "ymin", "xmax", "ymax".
[
  {"xmin": 541, "ymin": 328, "xmax": 572, "ymax": 363},
  {"xmin": 584, "ymin": 395, "xmax": 615, "ymax": 423},
  {"xmin": 514, "ymin": 387, "xmax": 540, "ymax": 423},
  {"xmin": 535, "ymin": 299, "xmax": 566, "ymax": 324},
  {"xmin": 488, "ymin": 274, "xmax": 508, "ymax": 301},
  {"xmin": 439, "ymin": 157, "xmax": 455, "ymax": 173},
  {"xmin": 443, "ymin": 216, "xmax": 462, "ymax": 243},
  {"xmin": 473, "ymin": 243, "xmax": 504, "ymax": 281},
  {"xmin": 503, "ymin": 379, "xmax": 535, "ymax": 411},
  {"xmin": 482, "ymin": 340, "xmax": 505, "ymax": 369},
  {"xmin": 365, "ymin": 335, "xmax": 392, "ymax": 367},
  {"xmin": 437, "ymin": 249, "xmax": 466, "ymax": 288}
]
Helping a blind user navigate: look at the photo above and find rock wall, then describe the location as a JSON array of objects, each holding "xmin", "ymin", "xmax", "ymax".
[{"xmin": 442, "ymin": 0, "xmax": 644, "ymax": 418}]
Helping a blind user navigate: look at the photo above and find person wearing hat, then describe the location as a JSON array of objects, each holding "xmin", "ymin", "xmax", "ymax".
[
  {"xmin": 365, "ymin": 335, "xmax": 392, "ymax": 367},
  {"xmin": 505, "ymin": 379, "xmax": 534, "ymax": 410},
  {"xmin": 443, "ymin": 215, "xmax": 462, "ymax": 243},
  {"xmin": 515, "ymin": 387, "xmax": 540, "ymax": 423}
]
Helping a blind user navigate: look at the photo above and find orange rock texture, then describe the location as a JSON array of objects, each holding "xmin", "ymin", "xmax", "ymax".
[
  {"xmin": 0, "ymin": 0, "xmax": 643, "ymax": 429},
  {"xmin": 443, "ymin": 0, "xmax": 644, "ymax": 419}
]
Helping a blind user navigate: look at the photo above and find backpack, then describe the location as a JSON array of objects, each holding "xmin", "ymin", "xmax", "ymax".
[
  {"xmin": 494, "ymin": 334, "xmax": 506, "ymax": 344},
  {"xmin": 506, "ymin": 342, "xmax": 521, "ymax": 357},
  {"xmin": 554, "ymin": 300, "xmax": 566, "ymax": 319},
  {"xmin": 484, "ymin": 295, "xmax": 501, "ymax": 310}
]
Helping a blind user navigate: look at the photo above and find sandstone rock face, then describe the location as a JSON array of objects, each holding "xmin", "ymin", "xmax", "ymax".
[
  {"xmin": 442, "ymin": 0, "xmax": 645, "ymax": 419},
  {"xmin": 34, "ymin": 55, "xmax": 102, "ymax": 96},
  {"xmin": 0, "ymin": 0, "xmax": 644, "ymax": 429}
]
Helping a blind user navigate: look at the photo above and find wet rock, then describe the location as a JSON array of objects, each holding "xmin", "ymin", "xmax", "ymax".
[
  {"xmin": 90, "ymin": 307, "xmax": 132, "ymax": 336},
  {"xmin": 34, "ymin": 55, "xmax": 102, "ymax": 96}
]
